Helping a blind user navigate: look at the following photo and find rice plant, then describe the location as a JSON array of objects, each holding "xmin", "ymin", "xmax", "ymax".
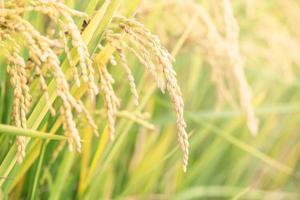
[{"xmin": 0, "ymin": 0, "xmax": 299, "ymax": 199}]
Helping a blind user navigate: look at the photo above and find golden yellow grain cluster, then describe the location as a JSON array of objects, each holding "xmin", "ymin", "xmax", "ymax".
[
  {"xmin": 6, "ymin": 47, "xmax": 31, "ymax": 162},
  {"xmin": 102, "ymin": 16, "xmax": 189, "ymax": 171}
]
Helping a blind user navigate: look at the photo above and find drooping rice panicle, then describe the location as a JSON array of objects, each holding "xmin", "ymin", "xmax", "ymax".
[
  {"xmin": 6, "ymin": 47, "xmax": 31, "ymax": 162},
  {"xmin": 113, "ymin": 15, "xmax": 189, "ymax": 171}
]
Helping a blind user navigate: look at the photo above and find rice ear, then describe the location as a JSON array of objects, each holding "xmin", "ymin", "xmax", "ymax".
[{"xmin": 109, "ymin": 16, "xmax": 189, "ymax": 171}]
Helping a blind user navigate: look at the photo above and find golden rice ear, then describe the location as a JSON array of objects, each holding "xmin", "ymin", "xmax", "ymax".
[
  {"xmin": 111, "ymin": 15, "xmax": 189, "ymax": 172},
  {"xmin": 5, "ymin": 45, "xmax": 31, "ymax": 162}
]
